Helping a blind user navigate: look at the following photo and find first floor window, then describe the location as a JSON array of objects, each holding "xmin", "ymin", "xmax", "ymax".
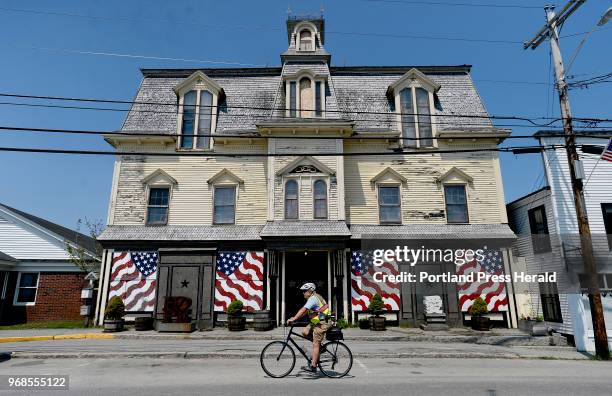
[
  {"xmin": 14, "ymin": 272, "xmax": 39, "ymax": 305},
  {"xmin": 146, "ymin": 187, "xmax": 169, "ymax": 225},
  {"xmin": 214, "ymin": 186, "xmax": 236, "ymax": 224},
  {"xmin": 378, "ymin": 185, "xmax": 401, "ymax": 224},
  {"xmin": 528, "ymin": 205, "xmax": 551, "ymax": 253},
  {"xmin": 444, "ymin": 184, "xmax": 469, "ymax": 223},
  {"xmin": 602, "ymin": 203, "xmax": 612, "ymax": 250},
  {"xmin": 539, "ymin": 278, "xmax": 562, "ymax": 323}
]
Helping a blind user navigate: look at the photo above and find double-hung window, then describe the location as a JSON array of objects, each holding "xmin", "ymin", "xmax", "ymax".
[
  {"xmin": 444, "ymin": 185, "xmax": 469, "ymax": 224},
  {"xmin": 399, "ymin": 87, "xmax": 434, "ymax": 147},
  {"xmin": 313, "ymin": 180, "xmax": 328, "ymax": 219},
  {"xmin": 14, "ymin": 272, "xmax": 39, "ymax": 306},
  {"xmin": 528, "ymin": 205, "xmax": 551, "ymax": 253},
  {"xmin": 180, "ymin": 90, "xmax": 214, "ymax": 149},
  {"xmin": 285, "ymin": 180, "xmax": 299, "ymax": 220},
  {"xmin": 378, "ymin": 186, "xmax": 401, "ymax": 224},
  {"xmin": 214, "ymin": 187, "xmax": 236, "ymax": 224},
  {"xmin": 146, "ymin": 187, "xmax": 169, "ymax": 225}
]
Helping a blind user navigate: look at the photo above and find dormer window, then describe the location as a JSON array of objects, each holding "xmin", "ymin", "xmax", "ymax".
[
  {"xmin": 285, "ymin": 73, "xmax": 326, "ymax": 118},
  {"xmin": 174, "ymin": 71, "xmax": 224, "ymax": 150},
  {"xmin": 299, "ymin": 29, "xmax": 314, "ymax": 51},
  {"xmin": 388, "ymin": 68, "xmax": 440, "ymax": 148}
]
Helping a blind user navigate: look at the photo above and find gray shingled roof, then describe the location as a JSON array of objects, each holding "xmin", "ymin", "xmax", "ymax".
[
  {"xmin": 120, "ymin": 66, "xmax": 493, "ymax": 136},
  {"xmin": 0, "ymin": 203, "xmax": 98, "ymax": 254},
  {"xmin": 349, "ymin": 224, "xmax": 516, "ymax": 240},
  {"xmin": 98, "ymin": 225, "xmax": 264, "ymax": 241},
  {"xmin": 260, "ymin": 221, "xmax": 351, "ymax": 237}
]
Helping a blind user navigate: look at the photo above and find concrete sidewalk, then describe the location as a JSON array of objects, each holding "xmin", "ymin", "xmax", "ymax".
[{"xmin": 0, "ymin": 326, "xmax": 567, "ymax": 347}]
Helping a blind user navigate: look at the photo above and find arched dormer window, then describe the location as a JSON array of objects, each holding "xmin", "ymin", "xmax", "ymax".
[
  {"xmin": 388, "ymin": 68, "xmax": 440, "ymax": 148},
  {"xmin": 313, "ymin": 180, "xmax": 328, "ymax": 219},
  {"xmin": 298, "ymin": 29, "xmax": 314, "ymax": 51},
  {"xmin": 174, "ymin": 71, "xmax": 224, "ymax": 150},
  {"xmin": 285, "ymin": 73, "xmax": 325, "ymax": 118},
  {"xmin": 285, "ymin": 180, "xmax": 299, "ymax": 220}
]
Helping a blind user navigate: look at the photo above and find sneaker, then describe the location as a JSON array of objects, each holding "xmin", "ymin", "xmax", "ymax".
[{"xmin": 301, "ymin": 365, "xmax": 317, "ymax": 374}]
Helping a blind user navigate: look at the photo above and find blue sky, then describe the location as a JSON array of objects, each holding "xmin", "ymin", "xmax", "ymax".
[{"xmin": 0, "ymin": 0, "xmax": 610, "ymax": 230}]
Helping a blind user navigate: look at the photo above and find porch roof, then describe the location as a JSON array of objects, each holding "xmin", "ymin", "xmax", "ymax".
[
  {"xmin": 349, "ymin": 224, "xmax": 516, "ymax": 240},
  {"xmin": 260, "ymin": 221, "xmax": 351, "ymax": 238},
  {"xmin": 0, "ymin": 250, "xmax": 18, "ymax": 267},
  {"xmin": 98, "ymin": 225, "xmax": 264, "ymax": 242}
]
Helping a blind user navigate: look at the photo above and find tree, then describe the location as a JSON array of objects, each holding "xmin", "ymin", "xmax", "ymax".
[{"xmin": 65, "ymin": 217, "xmax": 104, "ymax": 272}]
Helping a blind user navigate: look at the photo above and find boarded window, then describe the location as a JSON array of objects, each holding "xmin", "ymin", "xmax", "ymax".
[
  {"xmin": 445, "ymin": 185, "xmax": 469, "ymax": 224},
  {"xmin": 147, "ymin": 187, "xmax": 169, "ymax": 225},
  {"xmin": 285, "ymin": 180, "xmax": 299, "ymax": 219},
  {"xmin": 313, "ymin": 180, "xmax": 327, "ymax": 219},
  {"xmin": 299, "ymin": 29, "xmax": 313, "ymax": 51},
  {"xmin": 214, "ymin": 187, "xmax": 236, "ymax": 224},
  {"xmin": 528, "ymin": 205, "xmax": 551, "ymax": 253},
  {"xmin": 300, "ymin": 78, "xmax": 313, "ymax": 118},
  {"xmin": 378, "ymin": 186, "xmax": 401, "ymax": 224}
]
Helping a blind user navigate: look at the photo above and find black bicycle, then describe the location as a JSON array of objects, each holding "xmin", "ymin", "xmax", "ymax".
[{"xmin": 260, "ymin": 321, "xmax": 353, "ymax": 378}]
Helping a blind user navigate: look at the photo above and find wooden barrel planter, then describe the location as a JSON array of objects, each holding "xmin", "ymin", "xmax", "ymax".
[
  {"xmin": 370, "ymin": 316, "xmax": 386, "ymax": 331},
  {"xmin": 471, "ymin": 316, "xmax": 491, "ymax": 331},
  {"xmin": 253, "ymin": 310, "xmax": 274, "ymax": 332},
  {"xmin": 227, "ymin": 316, "xmax": 246, "ymax": 331},
  {"xmin": 135, "ymin": 317, "xmax": 154, "ymax": 331}
]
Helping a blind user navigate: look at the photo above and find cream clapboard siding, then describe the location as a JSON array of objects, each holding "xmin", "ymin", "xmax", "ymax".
[
  {"xmin": 112, "ymin": 142, "xmax": 268, "ymax": 225},
  {"xmin": 0, "ymin": 211, "xmax": 72, "ymax": 260},
  {"xmin": 507, "ymin": 188, "xmax": 574, "ymax": 334},
  {"xmin": 541, "ymin": 136, "xmax": 612, "ymax": 262},
  {"xmin": 272, "ymin": 138, "xmax": 339, "ymax": 221},
  {"xmin": 343, "ymin": 141, "xmax": 506, "ymax": 224}
]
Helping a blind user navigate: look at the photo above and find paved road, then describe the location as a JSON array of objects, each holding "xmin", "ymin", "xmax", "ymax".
[
  {"xmin": 0, "ymin": 338, "xmax": 586, "ymax": 359},
  {"xmin": 0, "ymin": 357, "xmax": 610, "ymax": 395}
]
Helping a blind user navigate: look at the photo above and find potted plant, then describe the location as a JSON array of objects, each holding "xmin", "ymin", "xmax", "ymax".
[
  {"xmin": 227, "ymin": 299, "xmax": 246, "ymax": 331},
  {"xmin": 368, "ymin": 294, "xmax": 386, "ymax": 331},
  {"xmin": 104, "ymin": 296, "xmax": 125, "ymax": 332},
  {"xmin": 157, "ymin": 296, "xmax": 195, "ymax": 332},
  {"xmin": 468, "ymin": 297, "xmax": 490, "ymax": 331},
  {"xmin": 358, "ymin": 318, "xmax": 370, "ymax": 330}
]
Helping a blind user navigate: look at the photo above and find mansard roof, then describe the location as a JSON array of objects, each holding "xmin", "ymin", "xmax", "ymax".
[{"xmin": 120, "ymin": 65, "xmax": 492, "ymax": 136}]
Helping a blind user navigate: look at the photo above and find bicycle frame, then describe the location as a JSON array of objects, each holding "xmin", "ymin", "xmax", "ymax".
[{"xmin": 277, "ymin": 324, "xmax": 314, "ymax": 364}]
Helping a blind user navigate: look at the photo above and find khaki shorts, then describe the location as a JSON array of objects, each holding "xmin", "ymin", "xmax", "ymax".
[{"xmin": 302, "ymin": 321, "xmax": 331, "ymax": 345}]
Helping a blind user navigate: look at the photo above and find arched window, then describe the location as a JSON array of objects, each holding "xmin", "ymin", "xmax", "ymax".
[
  {"xmin": 313, "ymin": 180, "xmax": 327, "ymax": 219},
  {"xmin": 180, "ymin": 90, "xmax": 197, "ymax": 149},
  {"xmin": 399, "ymin": 88, "xmax": 416, "ymax": 147},
  {"xmin": 285, "ymin": 180, "xmax": 299, "ymax": 219},
  {"xmin": 398, "ymin": 87, "xmax": 433, "ymax": 148},
  {"xmin": 299, "ymin": 29, "xmax": 313, "ymax": 51},
  {"xmin": 197, "ymin": 91, "xmax": 213, "ymax": 149},
  {"xmin": 299, "ymin": 78, "xmax": 313, "ymax": 118}
]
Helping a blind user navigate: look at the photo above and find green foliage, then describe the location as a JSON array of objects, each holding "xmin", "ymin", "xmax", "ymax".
[
  {"xmin": 536, "ymin": 315, "xmax": 544, "ymax": 322},
  {"xmin": 65, "ymin": 217, "xmax": 104, "ymax": 272},
  {"xmin": 104, "ymin": 296, "xmax": 125, "ymax": 320},
  {"xmin": 367, "ymin": 293, "xmax": 385, "ymax": 314},
  {"xmin": 468, "ymin": 297, "xmax": 488, "ymax": 316},
  {"xmin": 337, "ymin": 318, "xmax": 349, "ymax": 329},
  {"xmin": 227, "ymin": 299, "xmax": 244, "ymax": 316}
]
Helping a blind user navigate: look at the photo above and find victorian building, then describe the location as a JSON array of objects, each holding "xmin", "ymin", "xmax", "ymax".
[{"xmin": 96, "ymin": 16, "xmax": 517, "ymax": 329}]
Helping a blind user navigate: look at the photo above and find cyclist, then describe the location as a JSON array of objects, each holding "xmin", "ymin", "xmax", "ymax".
[{"xmin": 287, "ymin": 282, "xmax": 331, "ymax": 374}]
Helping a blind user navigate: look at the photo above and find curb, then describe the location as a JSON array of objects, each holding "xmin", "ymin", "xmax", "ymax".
[
  {"xmin": 7, "ymin": 351, "xmax": 589, "ymax": 360},
  {"xmin": 0, "ymin": 333, "xmax": 114, "ymax": 343}
]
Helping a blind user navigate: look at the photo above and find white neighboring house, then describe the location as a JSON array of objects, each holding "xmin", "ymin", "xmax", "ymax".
[
  {"xmin": 507, "ymin": 130, "xmax": 612, "ymax": 352},
  {"xmin": 0, "ymin": 203, "xmax": 99, "ymax": 324}
]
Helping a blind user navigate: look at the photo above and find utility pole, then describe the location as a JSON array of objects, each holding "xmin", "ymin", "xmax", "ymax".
[{"xmin": 524, "ymin": 1, "xmax": 609, "ymax": 360}]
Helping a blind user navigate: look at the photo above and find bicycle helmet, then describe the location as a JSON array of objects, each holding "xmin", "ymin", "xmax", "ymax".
[{"xmin": 299, "ymin": 282, "xmax": 316, "ymax": 292}]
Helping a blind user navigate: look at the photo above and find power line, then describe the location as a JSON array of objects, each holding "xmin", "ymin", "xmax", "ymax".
[
  {"xmin": 3, "ymin": 92, "xmax": 608, "ymax": 124},
  {"xmin": 0, "ymin": 144, "xmax": 567, "ymax": 158},
  {"xmin": 359, "ymin": 0, "xmax": 543, "ymax": 9}
]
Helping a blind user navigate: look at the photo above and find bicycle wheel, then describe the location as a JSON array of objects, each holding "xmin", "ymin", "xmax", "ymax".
[
  {"xmin": 260, "ymin": 341, "xmax": 296, "ymax": 378},
  {"xmin": 318, "ymin": 341, "xmax": 353, "ymax": 378}
]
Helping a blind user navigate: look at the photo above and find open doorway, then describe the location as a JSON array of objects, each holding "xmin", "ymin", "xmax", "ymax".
[{"xmin": 284, "ymin": 251, "xmax": 328, "ymax": 320}]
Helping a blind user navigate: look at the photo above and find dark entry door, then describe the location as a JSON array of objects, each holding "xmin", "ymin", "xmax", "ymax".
[{"xmin": 284, "ymin": 251, "xmax": 328, "ymax": 319}]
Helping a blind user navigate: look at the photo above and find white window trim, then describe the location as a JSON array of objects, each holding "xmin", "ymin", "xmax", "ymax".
[
  {"xmin": 312, "ymin": 178, "xmax": 329, "ymax": 220},
  {"xmin": 212, "ymin": 184, "xmax": 238, "ymax": 225},
  {"xmin": 394, "ymin": 84, "xmax": 437, "ymax": 149},
  {"xmin": 376, "ymin": 183, "xmax": 403, "ymax": 225},
  {"xmin": 442, "ymin": 183, "xmax": 470, "ymax": 224},
  {"xmin": 284, "ymin": 178, "xmax": 301, "ymax": 220},
  {"xmin": 285, "ymin": 75, "xmax": 326, "ymax": 118},
  {"xmin": 176, "ymin": 88, "xmax": 219, "ymax": 151},
  {"xmin": 145, "ymin": 184, "xmax": 172, "ymax": 226},
  {"xmin": 13, "ymin": 272, "xmax": 40, "ymax": 307}
]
